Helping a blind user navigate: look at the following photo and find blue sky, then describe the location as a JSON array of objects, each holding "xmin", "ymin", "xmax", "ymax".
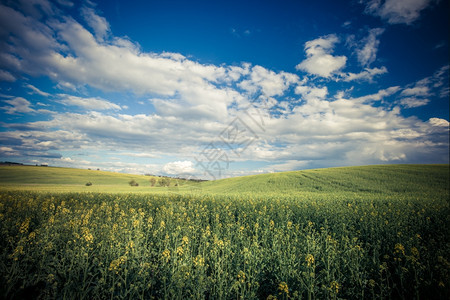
[{"xmin": 0, "ymin": 0, "xmax": 448, "ymax": 179}]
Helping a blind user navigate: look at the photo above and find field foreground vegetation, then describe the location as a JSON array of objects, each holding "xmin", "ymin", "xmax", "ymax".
[{"xmin": 0, "ymin": 164, "xmax": 449, "ymax": 299}]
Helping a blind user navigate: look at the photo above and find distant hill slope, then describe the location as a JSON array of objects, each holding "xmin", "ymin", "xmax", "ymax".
[
  {"xmin": 0, "ymin": 164, "xmax": 448, "ymax": 195},
  {"xmin": 0, "ymin": 165, "xmax": 192, "ymax": 192},
  {"xmin": 0, "ymin": 165, "xmax": 152, "ymax": 185},
  {"xmin": 199, "ymin": 164, "xmax": 449, "ymax": 195}
]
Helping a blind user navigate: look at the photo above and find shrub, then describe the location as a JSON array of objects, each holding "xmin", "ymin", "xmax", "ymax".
[
  {"xmin": 128, "ymin": 180, "xmax": 139, "ymax": 186},
  {"xmin": 85, "ymin": 182, "xmax": 92, "ymax": 186}
]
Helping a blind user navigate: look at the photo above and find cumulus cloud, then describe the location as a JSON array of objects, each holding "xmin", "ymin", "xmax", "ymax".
[
  {"xmin": 363, "ymin": 0, "xmax": 436, "ymax": 24},
  {"xmin": 296, "ymin": 34, "xmax": 347, "ymax": 78},
  {"xmin": 429, "ymin": 118, "xmax": 449, "ymax": 127},
  {"xmin": 239, "ymin": 65, "xmax": 299, "ymax": 96},
  {"xmin": 163, "ymin": 161, "xmax": 196, "ymax": 175}
]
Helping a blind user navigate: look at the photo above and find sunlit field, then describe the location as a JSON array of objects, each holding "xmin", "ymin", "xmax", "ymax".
[{"xmin": 0, "ymin": 165, "xmax": 449, "ymax": 299}]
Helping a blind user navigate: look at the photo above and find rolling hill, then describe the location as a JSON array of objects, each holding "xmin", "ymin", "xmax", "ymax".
[
  {"xmin": 199, "ymin": 164, "xmax": 449, "ymax": 195},
  {"xmin": 0, "ymin": 164, "xmax": 448, "ymax": 195},
  {"xmin": 0, "ymin": 165, "xmax": 194, "ymax": 193}
]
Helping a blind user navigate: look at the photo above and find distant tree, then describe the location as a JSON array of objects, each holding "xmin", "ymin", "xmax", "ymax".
[
  {"xmin": 159, "ymin": 178, "xmax": 170, "ymax": 187},
  {"xmin": 85, "ymin": 182, "xmax": 92, "ymax": 186},
  {"xmin": 149, "ymin": 178, "xmax": 156, "ymax": 187},
  {"xmin": 129, "ymin": 179, "xmax": 139, "ymax": 186}
]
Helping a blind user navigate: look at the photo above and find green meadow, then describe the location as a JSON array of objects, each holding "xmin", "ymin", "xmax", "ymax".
[
  {"xmin": 0, "ymin": 165, "xmax": 196, "ymax": 193},
  {"xmin": 0, "ymin": 164, "xmax": 449, "ymax": 299}
]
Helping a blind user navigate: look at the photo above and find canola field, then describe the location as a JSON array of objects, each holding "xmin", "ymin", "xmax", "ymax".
[{"xmin": 0, "ymin": 165, "xmax": 449, "ymax": 299}]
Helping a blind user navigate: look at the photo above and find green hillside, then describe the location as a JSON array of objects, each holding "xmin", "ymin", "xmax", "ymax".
[
  {"xmin": 0, "ymin": 165, "xmax": 193, "ymax": 193},
  {"xmin": 200, "ymin": 164, "xmax": 449, "ymax": 195},
  {"xmin": 0, "ymin": 164, "xmax": 448, "ymax": 195},
  {"xmin": 1, "ymin": 164, "xmax": 449, "ymax": 299}
]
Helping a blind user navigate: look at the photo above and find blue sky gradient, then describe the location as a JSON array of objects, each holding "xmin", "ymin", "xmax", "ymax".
[{"xmin": 0, "ymin": 0, "xmax": 448, "ymax": 178}]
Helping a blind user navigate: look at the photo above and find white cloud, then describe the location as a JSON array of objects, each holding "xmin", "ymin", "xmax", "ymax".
[
  {"xmin": 0, "ymin": 2, "xmax": 448, "ymax": 177},
  {"xmin": 0, "ymin": 146, "xmax": 18, "ymax": 156},
  {"xmin": 0, "ymin": 70, "xmax": 16, "ymax": 82},
  {"xmin": 401, "ymin": 86, "xmax": 430, "ymax": 96},
  {"xmin": 398, "ymin": 97, "xmax": 430, "ymax": 108},
  {"xmin": 356, "ymin": 28, "xmax": 384, "ymax": 66},
  {"xmin": 81, "ymin": 6, "xmax": 110, "ymax": 41},
  {"xmin": 341, "ymin": 66, "xmax": 388, "ymax": 82},
  {"xmin": 25, "ymin": 84, "xmax": 51, "ymax": 97},
  {"xmin": 58, "ymin": 94, "xmax": 122, "ymax": 110},
  {"xmin": 429, "ymin": 118, "xmax": 449, "ymax": 127},
  {"xmin": 295, "ymin": 85, "xmax": 328, "ymax": 102},
  {"xmin": 296, "ymin": 34, "xmax": 347, "ymax": 78},
  {"xmin": 352, "ymin": 86, "xmax": 401, "ymax": 103},
  {"xmin": 1, "ymin": 97, "xmax": 36, "ymax": 114},
  {"xmin": 163, "ymin": 161, "xmax": 196, "ymax": 175},
  {"xmin": 397, "ymin": 65, "xmax": 449, "ymax": 108},
  {"xmin": 238, "ymin": 65, "xmax": 299, "ymax": 96},
  {"xmin": 363, "ymin": 0, "xmax": 436, "ymax": 24}
]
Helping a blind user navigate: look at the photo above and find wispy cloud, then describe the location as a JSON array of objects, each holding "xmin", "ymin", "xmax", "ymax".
[
  {"xmin": 362, "ymin": 0, "xmax": 437, "ymax": 24},
  {"xmin": 356, "ymin": 28, "xmax": 385, "ymax": 66},
  {"xmin": 57, "ymin": 94, "xmax": 122, "ymax": 111},
  {"xmin": 25, "ymin": 84, "xmax": 51, "ymax": 97}
]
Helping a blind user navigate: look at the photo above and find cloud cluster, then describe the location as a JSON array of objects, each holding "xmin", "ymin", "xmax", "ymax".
[
  {"xmin": 0, "ymin": 0, "xmax": 448, "ymax": 177},
  {"xmin": 296, "ymin": 33, "xmax": 388, "ymax": 82}
]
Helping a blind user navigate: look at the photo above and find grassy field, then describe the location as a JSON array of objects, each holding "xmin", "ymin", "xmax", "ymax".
[
  {"xmin": 0, "ymin": 165, "xmax": 197, "ymax": 193},
  {"xmin": 0, "ymin": 164, "xmax": 449, "ymax": 299}
]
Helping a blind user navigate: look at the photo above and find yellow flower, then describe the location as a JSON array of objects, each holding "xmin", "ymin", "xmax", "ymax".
[
  {"xmin": 368, "ymin": 279, "xmax": 376, "ymax": 288},
  {"xmin": 19, "ymin": 218, "xmax": 30, "ymax": 234},
  {"xmin": 46, "ymin": 274, "xmax": 55, "ymax": 283},
  {"xmin": 379, "ymin": 262, "xmax": 388, "ymax": 272},
  {"xmin": 193, "ymin": 255, "xmax": 205, "ymax": 267},
  {"xmin": 278, "ymin": 281, "xmax": 289, "ymax": 294},
  {"xmin": 81, "ymin": 227, "xmax": 94, "ymax": 244},
  {"xmin": 162, "ymin": 249, "xmax": 170, "ymax": 262},
  {"xmin": 305, "ymin": 254, "xmax": 315, "ymax": 267},
  {"xmin": 394, "ymin": 243, "xmax": 405, "ymax": 256},
  {"xmin": 330, "ymin": 281, "xmax": 339, "ymax": 294},
  {"xmin": 177, "ymin": 246, "xmax": 184, "ymax": 255},
  {"xmin": 132, "ymin": 219, "xmax": 140, "ymax": 228},
  {"xmin": 237, "ymin": 271, "xmax": 246, "ymax": 283},
  {"xmin": 215, "ymin": 239, "xmax": 224, "ymax": 248},
  {"xmin": 109, "ymin": 256, "xmax": 127, "ymax": 274},
  {"xmin": 182, "ymin": 236, "xmax": 189, "ymax": 245}
]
